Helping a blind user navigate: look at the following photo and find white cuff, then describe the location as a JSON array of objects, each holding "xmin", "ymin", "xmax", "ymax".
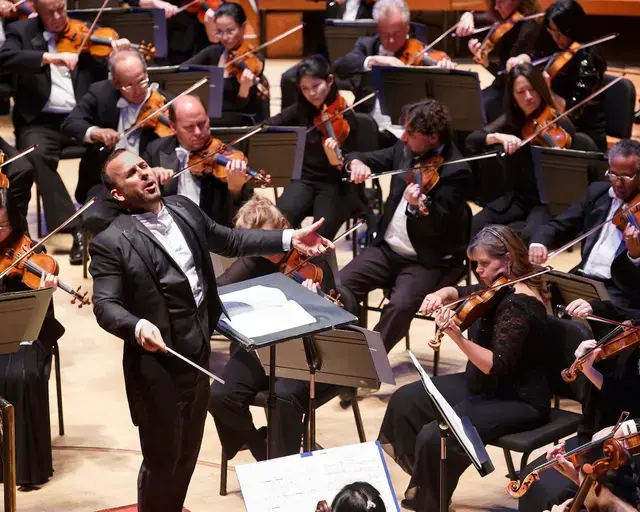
[
  {"xmin": 628, "ymin": 253, "xmax": 640, "ymax": 266},
  {"xmin": 529, "ymin": 243, "xmax": 546, "ymax": 249},
  {"xmin": 134, "ymin": 318, "xmax": 153, "ymax": 342},
  {"xmin": 84, "ymin": 126, "xmax": 98, "ymax": 143},
  {"xmin": 363, "ymin": 56, "xmax": 372, "ymax": 70},
  {"xmin": 282, "ymin": 229, "xmax": 294, "ymax": 251},
  {"xmin": 621, "ymin": 419, "xmax": 638, "ymax": 436}
]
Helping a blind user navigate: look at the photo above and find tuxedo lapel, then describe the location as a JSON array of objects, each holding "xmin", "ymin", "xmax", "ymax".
[{"xmin": 164, "ymin": 200, "xmax": 212, "ymax": 277}]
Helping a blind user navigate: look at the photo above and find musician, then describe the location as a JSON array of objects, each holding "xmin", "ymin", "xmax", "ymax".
[
  {"xmin": 380, "ymin": 225, "xmax": 550, "ymax": 511},
  {"xmin": 316, "ymin": 482, "xmax": 387, "ymax": 512},
  {"xmin": 0, "ymin": 0, "xmax": 130, "ymax": 264},
  {"xmin": 0, "ymin": 136, "xmax": 35, "ymax": 220},
  {"xmin": 142, "ymin": 94, "xmax": 253, "ymax": 228},
  {"xmin": 183, "ymin": 2, "xmax": 269, "ymax": 126},
  {"xmin": 455, "ymin": 0, "xmax": 544, "ymax": 122},
  {"xmin": 339, "ymin": 98, "xmax": 472, "ymax": 353},
  {"xmin": 510, "ymin": 0, "xmax": 608, "ymax": 151},
  {"xmin": 0, "ymin": 184, "xmax": 64, "ymax": 489},
  {"xmin": 61, "ymin": 49, "xmax": 167, "ymax": 237},
  {"xmin": 325, "ymin": 0, "xmax": 374, "ymax": 20},
  {"xmin": 530, "ymin": 139, "xmax": 640, "ymax": 310},
  {"xmin": 211, "ymin": 196, "xmax": 359, "ymax": 460},
  {"xmin": 89, "ymin": 149, "xmax": 333, "ymax": 512},
  {"xmin": 266, "ymin": 55, "xmax": 362, "ymax": 239}
]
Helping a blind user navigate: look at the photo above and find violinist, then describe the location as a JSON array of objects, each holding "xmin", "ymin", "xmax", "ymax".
[
  {"xmin": 455, "ymin": 0, "xmax": 544, "ymax": 122},
  {"xmin": 0, "ymin": 183, "xmax": 65, "ymax": 489},
  {"xmin": 143, "ymin": 94, "xmax": 253, "ymax": 227},
  {"xmin": 380, "ymin": 225, "xmax": 550, "ymax": 511},
  {"xmin": 0, "ymin": 136, "xmax": 35, "ymax": 220},
  {"xmin": 339, "ymin": 98, "xmax": 472, "ymax": 353},
  {"xmin": 266, "ymin": 55, "xmax": 362, "ymax": 239},
  {"xmin": 0, "ymin": 0, "xmax": 130, "ymax": 264},
  {"xmin": 183, "ymin": 2, "xmax": 269, "ymax": 126},
  {"xmin": 530, "ymin": 139, "xmax": 640, "ymax": 310},
  {"xmin": 211, "ymin": 196, "xmax": 358, "ymax": 461}
]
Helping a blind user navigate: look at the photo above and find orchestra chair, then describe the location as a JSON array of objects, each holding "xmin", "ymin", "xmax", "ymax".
[
  {"xmin": 488, "ymin": 316, "xmax": 590, "ymax": 481},
  {"xmin": 51, "ymin": 340, "xmax": 65, "ymax": 436},
  {"xmin": 602, "ymin": 74, "xmax": 636, "ymax": 141},
  {"xmin": 218, "ymin": 387, "xmax": 366, "ymax": 496}
]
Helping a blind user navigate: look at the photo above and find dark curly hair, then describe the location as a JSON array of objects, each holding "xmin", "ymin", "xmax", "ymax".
[
  {"xmin": 399, "ymin": 98, "xmax": 451, "ymax": 145},
  {"xmin": 485, "ymin": 0, "xmax": 541, "ymax": 20}
]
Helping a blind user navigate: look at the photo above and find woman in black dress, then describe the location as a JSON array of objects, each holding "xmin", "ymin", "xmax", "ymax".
[
  {"xmin": 266, "ymin": 54, "xmax": 362, "ymax": 240},
  {"xmin": 379, "ymin": 224, "xmax": 551, "ymax": 511},
  {"xmin": 183, "ymin": 2, "xmax": 269, "ymax": 125},
  {"xmin": 0, "ymin": 185, "xmax": 64, "ymax": 489}
]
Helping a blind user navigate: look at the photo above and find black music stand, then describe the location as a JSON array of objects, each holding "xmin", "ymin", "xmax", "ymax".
[
  {"xmin": 372, "ymin": 66, "xmax": 486, "ymax": 131},
  {"xmin": 532, "ymin": 146, "xmax": 609, "ymax": 216},
  {"xmin": 217, "ymin": 273, "xmax": 357, "ymax": 459},
  {"xmin": 255, "ymin": 325, "xmax": 395, "ymax": 451},
  {"xmin": 68, "ymin": 7, "xmax": 168, "ymax": 60},
  {"xmin": 0, "ymin": 288, "xmax": 54, "ymax": 355},
  {"xmin": 147, "ymin": 65, "xmax": 224, "ymax": 118},
  {"xmin": 209, "ymin": 126, "xmax": 306, "ymax": 188},
  {"xmin": 409, "ymin": 351, "xmax": 494, "ymax": 512},
  {"xmin": 542, "ymin": 269, "xmax": 611, "ymax": 317}
]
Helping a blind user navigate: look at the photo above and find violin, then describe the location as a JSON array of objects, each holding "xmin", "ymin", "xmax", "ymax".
[
  {"xmin": 405, "ymin": 154, "xmax": 443, "ymax": 216},
  {"xmin": 544, "ymin": 41, "xmax": 582, "ymax": 80},
  {"xmin": 0, "ymin": 234, "xmax": 90, "ymax": 307},
  {"xmin": 612, "ymin": 192, "xmax": 640, "ymax": 233},
  {"xmin": 227, "ymin": 42, "xmax": 270, "ymax": 98},
  {"xmin": 315, "ymin": 95, "xmax": 351, "ymax": 170},
  {"xmin": 182, "ymin": 0, "xmax": 222, "ymax": 24},
  {"xmin": 522, "ymin": 106, "xmax": 572, "ymax": 149},
  {"xmin": 135, "ymin": 91, "xmax": 174, "ymax": 138},
  {"xmin": 397, "ymin": 38, "xmax": 451, "ymax": 66},
  {"xmin": 279, "ymin": 249, "xmax": 343, "ymax": 307},
  {"xmin": 476, "ymin": 11, "xmax": 527, "ymax": 63},
  {"xmin": 55, "ymin": 19, "xmax": 155, "ymax": 61}
]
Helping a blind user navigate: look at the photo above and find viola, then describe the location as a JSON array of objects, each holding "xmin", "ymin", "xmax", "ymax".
[
  {"xmin": 522, "ymin": 106, "xmax": 572, "ymax": 149},
  {"xmin": 279, "ymin": 249, "xmax": 343, "ymax": 307},
  {"xmin": 475, "ymin": 11, "xmax": 527, "ymax": 63},
  {"xmin": 55, "ymin": 19, "xmax": 155, "ymax": 60},
  {"xmin": 315, "ymin": 95, "xmax": 351, "ymax": 169},
  {"xmin": 405, "ymin": 154, "xmax": 444, "ymax": 216},
  {"xmin": 135, "ymin": 91, "xmax": 174, "ymax": 138},
  {"xmin": 227, "ymin": 42, "xmax": 270, "ymax": 98},
  {"xmin": 397, "ymin": 38, "xmax": 451, "ymax": 66}
]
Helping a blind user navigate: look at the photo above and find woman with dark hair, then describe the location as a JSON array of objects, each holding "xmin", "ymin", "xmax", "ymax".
[
  {"xmin": 466, "ymin": 62, "xmax": 586, "ymax": 243},
  {"xmin": 183, "ymin": 2, "xmax": 269, "ymax": 125},
  {"xmin": 265, "ymin": 54, "xmax": 362, "ymax": 239},
  {"xmin": 379, "ymin": 224, "xmax": 550, "ymax": 511},
  {"xmin": 0, "ymin": 185, "xmax": 64, "ymax": 489},
  {"xmin": 316, "ymin": 482, "xmax": 387, "ymax": 512},
  {"xmin": 455, "ymin": 0, "xmax": 545, "ymax": 122}
]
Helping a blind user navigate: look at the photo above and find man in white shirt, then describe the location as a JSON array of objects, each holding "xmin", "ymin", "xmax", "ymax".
[{"xmin": 90, "ymin": 148, "xmax": 333, "ymax": 512}]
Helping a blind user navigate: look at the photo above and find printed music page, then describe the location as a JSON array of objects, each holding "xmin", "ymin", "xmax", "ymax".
[{"xmin": 219, "ymin": 285, "xmax": 316, "ymax": 338}]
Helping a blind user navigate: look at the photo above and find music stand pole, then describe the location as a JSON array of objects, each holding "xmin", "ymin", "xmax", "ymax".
[
  {"xmin": 303, "ymin": 335, "xmax": 321, "ymax": 451},
  {"xmin": 267, "ymin": 344, "xmax": 277, "ymax": 460},
  {"xmin": 439, "ymin": 422, "xmax": 449, "ymax": 512}
]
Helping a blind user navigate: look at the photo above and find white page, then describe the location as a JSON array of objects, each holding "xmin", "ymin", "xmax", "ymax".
[{"xmin": 236, "ymin": 441, "xmax": 400, "ymax": 512}]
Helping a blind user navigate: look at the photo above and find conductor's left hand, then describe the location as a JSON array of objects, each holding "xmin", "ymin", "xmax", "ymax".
[{"xmin": 291, "ymin": 218, "xmax": 335, "ymax": 257}]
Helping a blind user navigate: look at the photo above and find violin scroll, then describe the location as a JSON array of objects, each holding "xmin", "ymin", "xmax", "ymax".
[
  {"xmin": 70, "ymin": 286, "xmax": 91, "ymax": 308},
  {"xmin": 428, "ymin": 331, "xmax": 443, "ymax": 350},
  {"xmin": 561, "ymin": 361, "xmax": 582, "ymax": 383},
  {"xmin": 507, "ymin": 471, "xmax": 540, "ymax": 498}
]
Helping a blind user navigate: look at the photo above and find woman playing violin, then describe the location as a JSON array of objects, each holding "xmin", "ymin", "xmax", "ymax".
[
  {"xmin": 184, "ymin": 2, "xmax": 269, "ymax": 125},
  {"xmin": 0, "ymin": 185, "xmax": 64, "ymax": 489},
  {"xmin": 267, "ymin": 55, "xmax": 362, "ymax": 239},
  {"xmin": 211, "ymin": 196, "xmax": 358, "ymax": 461},
  {"xmin": 379, "ymin": 225, "xmax": 550, "ymax": 511}
]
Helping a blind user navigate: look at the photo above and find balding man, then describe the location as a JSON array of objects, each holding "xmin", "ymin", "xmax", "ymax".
[{"xmin": 142, "ymin": 95, "xmax": 253, "ymax": 227}]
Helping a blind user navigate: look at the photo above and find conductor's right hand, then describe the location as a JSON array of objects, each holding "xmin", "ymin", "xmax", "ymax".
[
  {"xmin": 138, "ymin": 322, "xmax": 167, "ymax": 353},
  {"xmin": 348, "ymin": 159, "xmax": 372, "ymax": 184},
  {"xmin": 528, "ymin": 243, "xmax": 549, "ymax": 264},
  {"xmin": 90, "ymin": 128, "xmax": 120, "ymax": 147}
]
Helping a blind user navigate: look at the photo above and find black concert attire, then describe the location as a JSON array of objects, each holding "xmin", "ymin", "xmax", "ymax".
[
  {"xmin": 183, "ymin": 44, "xmax": 269, "ymax": 125},
  {"xmin": 0, "ymin": 17, "xmax": 108, "ymax": 237},
  {"xmin": 90, "ymin": 195, "xmax": 287, "ymax": 512},
  {"xmin": 0, "ymin": 136, "xmax": 35, "ymax": 220},
  {"xmin": 211, "ymin": 256, "xmax": 359, "ymax": 460},
  {"xmin": 339, "ymin": 140, "xmax": 472, "ymax": 353},
  {"xmin": 379, "ymin": 285, "xmax": 550, "ymax": 511},
  {"xmin": 266, "ymin": 85, "xmax": 363, "ymax": 239}
]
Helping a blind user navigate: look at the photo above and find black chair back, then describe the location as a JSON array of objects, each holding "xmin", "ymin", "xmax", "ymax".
[
  {"xmin": 603, "ymin": 74, "xmax": 636, "ymax": 139},
  {"xmin": 353, "ymin": 112, "xmax": 380, "ymax": 153}
]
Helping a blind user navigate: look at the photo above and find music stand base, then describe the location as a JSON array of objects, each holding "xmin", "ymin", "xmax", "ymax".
[{"xmin": 440, "ymin": 422, "xmax": 449, "ymax": 512}]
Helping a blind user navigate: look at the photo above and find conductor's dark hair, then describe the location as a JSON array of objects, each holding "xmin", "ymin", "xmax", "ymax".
[
  {"xmin": 101, "ymin": 148, "xmax": 129, "ymax": 191},
  {"xmin": 330, "ymin": 482, "xmax": 386, "ymax": 512},
  {"xmin": 544, "ymin": 0, "xmax": 587, "ymax": 43},
  {"xmin": 214, "ymin": 2, "xmax": 247, "ymax": 25},
  {"xmin": 399, "ymin": 98, "xmax": 451, "ymax": 145},
  {"xmin": 504, "ymin": 63, "xmax": 557, "ymax": 129}
]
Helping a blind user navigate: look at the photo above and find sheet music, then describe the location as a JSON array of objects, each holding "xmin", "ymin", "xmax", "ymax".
[
  {"xmin": 236, "ymin": 441, "xmax": 400, "ymax": 512},
  {"xmin": 219, "ymin": 285, "xmax": 316, "ymax": 338}
]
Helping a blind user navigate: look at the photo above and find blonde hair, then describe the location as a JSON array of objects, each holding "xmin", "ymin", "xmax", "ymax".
[{"xmin": 234, "ymin": 195, "xmax": 285, "ymax": 230}]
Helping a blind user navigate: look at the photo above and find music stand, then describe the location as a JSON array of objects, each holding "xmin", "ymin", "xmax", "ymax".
[
  {"xmin": 147, "ymin": 65, "xmax": 223, "ymax": 118},
  {"xmin": 532, "ymin": 146, "xmax": 609, "ymax": 216},
  {"xmin": 68, "ymin": 7, "xmax": 168, "ymax": 60},
  {"xmin": 217, "ymin": 273, "xmax": 357, "ymax": 459},
  {"xmin": 409, "ymin": 351, "xmax": 494, "ymax": 512},
  {"xmin": 372, "ymin": 66, "xmax": 486, "ymax": 132},
  {"xmin": 542, "ymin": 269, "xmax": 611, "ymax": 318},
  {"xmin": 256, "ymin": 325, "xmax": 395, "ymax": 450},
  {"xmin": 0, "ymin": 288, "xmax": 54, "ymax": 355}
]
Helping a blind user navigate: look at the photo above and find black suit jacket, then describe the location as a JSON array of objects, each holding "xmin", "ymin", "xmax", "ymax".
[
  {"xmin": 89, "ymin": 195, "xmax": 284, "ymax": 421},
  {"xmin": 346, "ymin": 141, "xmax": 472, "ymax": 267},
  {"xmin": 142, "ymin": 135, "xmax": 253, "ymax": 227},
  {"xmin": 325, "ymin": 0, "xmax": 373, "ymax": 20},
  {"xmin": 0, "ymin": 18, "xmax": 108, "ymax": 128}
]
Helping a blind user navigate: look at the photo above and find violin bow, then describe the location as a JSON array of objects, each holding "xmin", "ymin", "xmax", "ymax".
[
  {"xmin": 174, "ymin": 0, "xmax": 200, "ymax": 15},
  {"xmin": 307, "ymin": 92, "xmax": 377, "ymax": 135},
  {"xmin": 76, "ymin": 0, "xmax": 110, "ymax": 56},
  {"xmin": 0, "ymin": 197, "xmax": 96, "ymax": 281},
  {"xmin": 225, "ymin": 24, "xmax": 304, "ymax": 69},
  {"xmin": 556, "ymin": 305, "xmax": 630, "ymax": 328},
  {"xmin": 502, "ymin": 75, "xmax": 625, "ymax": 157},
  {"xmin": 0, "ymin": 144, "xmax": 36, "ymax": 169},
  {"xmin": 170, "ymin": 124, "xmax": 264, "ymax": 181},
  {"xmin": 407, "ymin": 22, "xmax": 459, "ymax": 66},
  {"xmin": 451, "ymin": 12, "xmax": 544, "ymax": 37}
]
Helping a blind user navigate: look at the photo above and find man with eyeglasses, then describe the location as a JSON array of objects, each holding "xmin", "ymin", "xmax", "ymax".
[
  {"xmin": 62, "ymin": 49, "xmax": 169, "ymax": 237},
  {"xmin": 529, "ymin": 139, "xmax": 640, "ymax": 310}
]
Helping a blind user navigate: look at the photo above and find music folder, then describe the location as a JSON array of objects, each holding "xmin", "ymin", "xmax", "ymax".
[{"xmin": 0, "ymin": 287, "xmax": 54, "ymax": 355}]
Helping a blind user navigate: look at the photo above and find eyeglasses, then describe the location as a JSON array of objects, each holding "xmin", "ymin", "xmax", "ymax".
[
  {"xmin": 604, "ymin": 170, "xmax": 637, "ymax": 183},
  {"xmin": 119, "ymin": 77, "xmax": 150, "ymax": 92},
  {"xmin": 215, "ymin": 28, "xmax": 239, "ymax": 38}
]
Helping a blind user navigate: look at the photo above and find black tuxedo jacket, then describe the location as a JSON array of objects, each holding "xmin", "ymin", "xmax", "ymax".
[
  {"xmin": 0, "ymin": 18, "xmax": 108, "ymax": 128},
  {"xmin": 325, "ymin": 0, "xmax": 373, "ymax": 20},
  {"xmin": 142, "ymin": 135, "xmax": 253, "ymax": 228},
  {"xmin": 346, "ymin": 141, "xmax": 472, "ymax": 267},
  {"xmin": 89, "ymin": 195, "xmax": 284, "ymax": 422}
]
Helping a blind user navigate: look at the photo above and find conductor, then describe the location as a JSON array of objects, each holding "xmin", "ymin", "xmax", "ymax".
[{"xmin": 89, "ymin": 149, "xmax": 334, "ymax": 512}]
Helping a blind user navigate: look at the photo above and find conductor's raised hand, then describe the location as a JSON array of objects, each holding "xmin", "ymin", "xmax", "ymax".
[
  {"xmin": 291, "ymin": 218, "xmax": 335, "ymax": 257},
  {"xmin": 138, "ymin": 322, "xmax": 167, "ymax": 353},
  {"xmin": 152, "ymin": 166, "xmax": 175, "ymax": 185}
]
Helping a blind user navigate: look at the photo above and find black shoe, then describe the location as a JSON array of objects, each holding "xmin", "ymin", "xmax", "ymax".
[
  {"xmin": 400, "ymin": 498, "xmax": 417, "ymax": 511},
  {"xmin": 69, "ymin": 230, "xmax": 84, "ymax": 266},
  {"xmin": 248, "ymin": 426, "xmax": 267, "ymax": 462}
]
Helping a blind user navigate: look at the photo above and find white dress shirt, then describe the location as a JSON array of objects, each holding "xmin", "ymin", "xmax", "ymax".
[
  {"xmin": 342, "ymin": 0, "xmax": 361, "ymax": 20},
  {"xmin": 42, "ymin": 31, "xmax": 77, "ymax": 114},
  {"xmin": 175, "ymin": 146, "xmax": 202, "ymax": 205},
  {"xmin": 384, "ymin": 195, "xmax": 417, "ymax": 257}
]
